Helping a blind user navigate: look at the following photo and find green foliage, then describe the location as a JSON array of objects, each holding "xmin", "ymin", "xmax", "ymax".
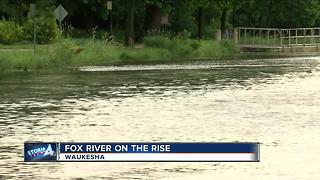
[
  {"xmin": 74, "ymin": 40, "xmax": 121, "ymax": 65},
  {"xmin": 0, "ymin": 50, "xmax": 34, "ymax": 70},
  {"xmin": 193, "ymin": 40, "xmax": 238, "ymax": 57},
  {"xmin": 236, "ymin": 0, "xmax": 320, "ymax": 28},
  {"xmin": 47, "ymin": 39, "xmax": 75, "ymax": 67},
  {"xmin": 24, "ymin": 15, "xmax": 59, "ymax": 44},
  {"xmin": 144, "ymin": 35, "xmax": 238, "ymax": 58},
  {"xmin": 119, "ymin": 48, "xmax": 170, "ymax": 62},
  {"xmin": 1, "ymin": 0, "xmax": 320, "ymax": 43},
  {"xmin": 169, "ymin": 1, "xmax": 197, "ymax": 37},
  {"xmin": 0, "ymin": 16, "xmax": 58, "ymax": 45},
  {"xmin": 0, "ymin": 19, "xmax": 23, "ymax": 44},
  {"xmin": 144, "ymin": 35, "xmax": 193, "ymax": 57},
  {"xmin": 193, "ymin": 40, "xmax": 221, "ymax": 57},
  {"xmin": 219, "ymin": 40, "xmax": 239, "ymax": 55},
  {"xmin": 0, "ymin": 37, "xmax": 239, "ymax": 71},
  {"xmin": 144, "ymin": 36, "xmax": 173, "ymax": 49}
]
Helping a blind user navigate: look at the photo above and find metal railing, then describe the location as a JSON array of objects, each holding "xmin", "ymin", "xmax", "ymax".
[{"xmin": 237, "ymin": 27, "xmax": 320, "ymax": 47}]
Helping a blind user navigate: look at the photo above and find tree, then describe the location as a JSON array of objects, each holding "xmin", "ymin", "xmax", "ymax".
[
  {"xmin": 216, "ymin": 0, "xmax": 245, "ymax": 39},
  {"xmin": 169, "ymin": 0, "xmax": 197, "ymax": 37},
  {"xmin": 125, "ymin": 0, "xmax": 135, "ymax": 46},
  {"xmin": 143, "ymin": 0, "xmax": 162, "ymax": 34},
  {"xmin": 141, "ymin": 0, "xmax": 172, "ymax": 37}
]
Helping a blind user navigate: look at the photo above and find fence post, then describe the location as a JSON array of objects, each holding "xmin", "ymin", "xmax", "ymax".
[
  {"xmin": 280, "ymin": 30, "xmax": 283, "ymax": 47},
  {"xmin": 273, "ymin": 30, "xmax": 276, "ymax": 44},
  {"xmin": 215, "ymin": 30, "xmax": 221, "ymax": 41},
  {"xmin": 296, "ymin": 29, "xmax": 298, "ymax": 45},
  {"xmin": 288, "ymin": 29, "xmax": 291, "ymax": 45},
  {"xmin": 232, "ymin": 28, "xmax": 238, "ymax": 44},
  {"xmin": 311, "ymin": 29, "xmax": 314, "ymax": 44},
  {"xmin": 252, "ymin": 29, "xmax": 255, "ymax": 44},
  {"xmin": 238, "ymin": 28, "xmax": 241, "ymax": 44},
  {"xmin": 244, "ymin": 28, "xmax": 246, "ymax": 43},
  {"xmin": 259, "ymin": 29, "xmax": 261, "ymax": 41},
  {"xmin": 303, "ymin": 29, "xmax": 306, "ymax": 47},
  {"xmin": 318, "ymin": 29, "xmax": 320, "ymax": 45}
]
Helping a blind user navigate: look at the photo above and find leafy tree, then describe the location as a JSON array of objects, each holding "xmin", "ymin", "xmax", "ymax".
[
  {"xmin": 235, "ymin": 0, "xmax": 320, "ymax": 28},
  {"xmin": 143, "ymin": 0, "xmax": 171, "ymax": 33},
  {"xmin": 186, "ymin": 0, "xmax": 211, "ymax": 39},
  {"xmin": 216, "ymin": 0, "xmax": 245, "ymax": 38},
  {"xmin": 125, "ymin": 0, "xmax": 135, "ymax": 46},
  {"xmin": 1, "ymin": 0, "xmax": 320, "ymax": 45}
]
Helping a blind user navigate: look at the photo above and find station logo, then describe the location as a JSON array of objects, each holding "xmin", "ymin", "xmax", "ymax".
[{"xmin": 24, "ymin": 143, "xmax": 57, "ymax": 162}]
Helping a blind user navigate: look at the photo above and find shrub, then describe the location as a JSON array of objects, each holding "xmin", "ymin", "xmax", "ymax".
[
  {"xmin": 24, "ymin": 15, "xmax": 58, "ymax": 44},
  {"xmin": 193, "ymin": 41, "xmax": 221, "ymax": 57},
  {"xmin": 144, "ymin": 36, "xmax": 173, "ymax": 49},
  {"xmin": 170, "ymin": 39, "xmax": 193, "ymax": 58},
  {"xmin": 144, "ymin": 36, "xmax": 195, "ymax": 58},
  {"xmin": 119, "ymin": 48, "xmax": 169, "ymax": 62},
  {"xmin": 193, "ymin": 40, "xmax": 239, "ymax": 57},
  {"xmin": 74, "ymin": 40, "xmax": 121, "ymax": 65},
  {"xmin": 189, "ymin": 40, "xmax": 200, "ymax": 50},
  {"xmin": 0, "ymin": 19, "xmax": 24, "ymax": 44},
  {"xmin": 37, "ymin": 38, "xmax": 75, "ymax": 68},
  {"xmin": 219, "ymin": 40, "xmax": 239, "ymax": 55}
]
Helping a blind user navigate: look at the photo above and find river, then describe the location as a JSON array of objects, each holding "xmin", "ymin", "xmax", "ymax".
[{"xmin": 0, "ymin": 57, "xmax": 319, "ymax": 179}]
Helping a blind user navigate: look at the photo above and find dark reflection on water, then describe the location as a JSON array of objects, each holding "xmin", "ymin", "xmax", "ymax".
[{"xmin": 0, "ymin": 57, "xmax": 320, "ymax": 179}]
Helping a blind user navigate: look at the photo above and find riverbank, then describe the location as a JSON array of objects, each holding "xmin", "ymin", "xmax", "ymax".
[
  {"xmin": 1, "ymin": 38, "xmax": 320, "ymax": 72},
  {"xmin": 0, "ymin": 38, "xmax": 239, "ymax": 71}
]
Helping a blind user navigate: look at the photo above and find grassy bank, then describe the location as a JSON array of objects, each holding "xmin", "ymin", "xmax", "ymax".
[{"xmin": 0, "ymin": 37, "xmax": 239, "ymax": 71}]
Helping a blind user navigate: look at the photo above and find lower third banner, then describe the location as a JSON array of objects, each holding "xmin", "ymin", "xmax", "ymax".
[{"xmin": 24, "ymin": 142, "xmax": 259, "ymax": 162}]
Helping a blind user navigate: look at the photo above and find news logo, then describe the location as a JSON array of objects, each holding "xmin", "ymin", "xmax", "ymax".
[{"xmin": 24, "ymin": 142, "xmax": 57, "ymax": 162}]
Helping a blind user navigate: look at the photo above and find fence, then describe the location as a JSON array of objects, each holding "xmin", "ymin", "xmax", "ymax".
[{"xmin": 237, "ymin": 27, "xmax": 320, "ymax": 47}]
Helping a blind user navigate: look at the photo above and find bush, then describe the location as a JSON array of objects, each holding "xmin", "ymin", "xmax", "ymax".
[
  {"xmin": 74, "ymin": 40, "xmax": 121, "ymax": 65},
  {"xmin": 193, "ymin": 41, "xmax": 221, "ymax": 57},
  {"xmin": 0, "ymin": 19, "xmax": 24, "ymax": 44},
  {"xmin": 193, "ymin": 40, "xmax": 239, "ymax": 57},
  {"xmin": 119, "ymin": 48, "xmax": 170, "ymax": 62},
  {"xmin": 144, "ymin": 36, "xmax": 195, "ymax": 58},
  {"xmin": 24, "ymin": 15, "xmax": 58, "ymax": 44},
  {"xmin": 170, "ymin": 39, "xmax": 193, "ymax": 58},
  {"xmin": 144, "ymin": 36, "xmax": 173, "ymax": 49},
  {"xmin": 47, "ymin": 39, "xmax": 75, "ymax": 67},
  {"xmin": 219, "ymin": 40, "xmax": 239, "ymax": 55}
]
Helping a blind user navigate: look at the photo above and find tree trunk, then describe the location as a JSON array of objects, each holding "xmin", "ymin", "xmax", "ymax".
[
  {"xmin": 144, "ymin": 4, "xmax": 162, "ymax": 34},
  {"xmin": 125, "ymin": 0, "xmax": 135, "ymax": 46},
  {"xmin": 197, "ymin": 6, "xmax": 203, "ymax": 40},
  {"xmin": 232, "ymin": 8, "xmax": 235, "ymax": 27},
  {"xmin": 266, "ymin": 0, "xmax": 272, "ymax": 27},
  {"xmin": 220, "ymin": 8, "xmax": 228, "ymax": 39}
]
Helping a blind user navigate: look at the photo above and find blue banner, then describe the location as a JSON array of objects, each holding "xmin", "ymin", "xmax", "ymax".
[
  {"xmin": 59, "ymin": 143, "xmax": 258, "ymax": 153},
  {"xmin": 24, "ymin": 142, "xmax": 259, "ymax": 162}
]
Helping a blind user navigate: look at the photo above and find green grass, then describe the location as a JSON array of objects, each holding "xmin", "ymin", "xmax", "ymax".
[
  {"xmin": 0, "ymin": 37, "xmax": 239, "ymax": 71},
  {"xmin": 0, "ymin": 44, "xmax": 31, "ymax": 49},
  {"xmin": 144, "ymin": 36, "xmax": 239, "ymax": 58}
]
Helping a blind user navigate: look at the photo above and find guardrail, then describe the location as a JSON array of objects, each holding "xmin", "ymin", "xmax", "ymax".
[{"xmin": 237, "ymin": 27, "xmax": 320, "ymax": 47}]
